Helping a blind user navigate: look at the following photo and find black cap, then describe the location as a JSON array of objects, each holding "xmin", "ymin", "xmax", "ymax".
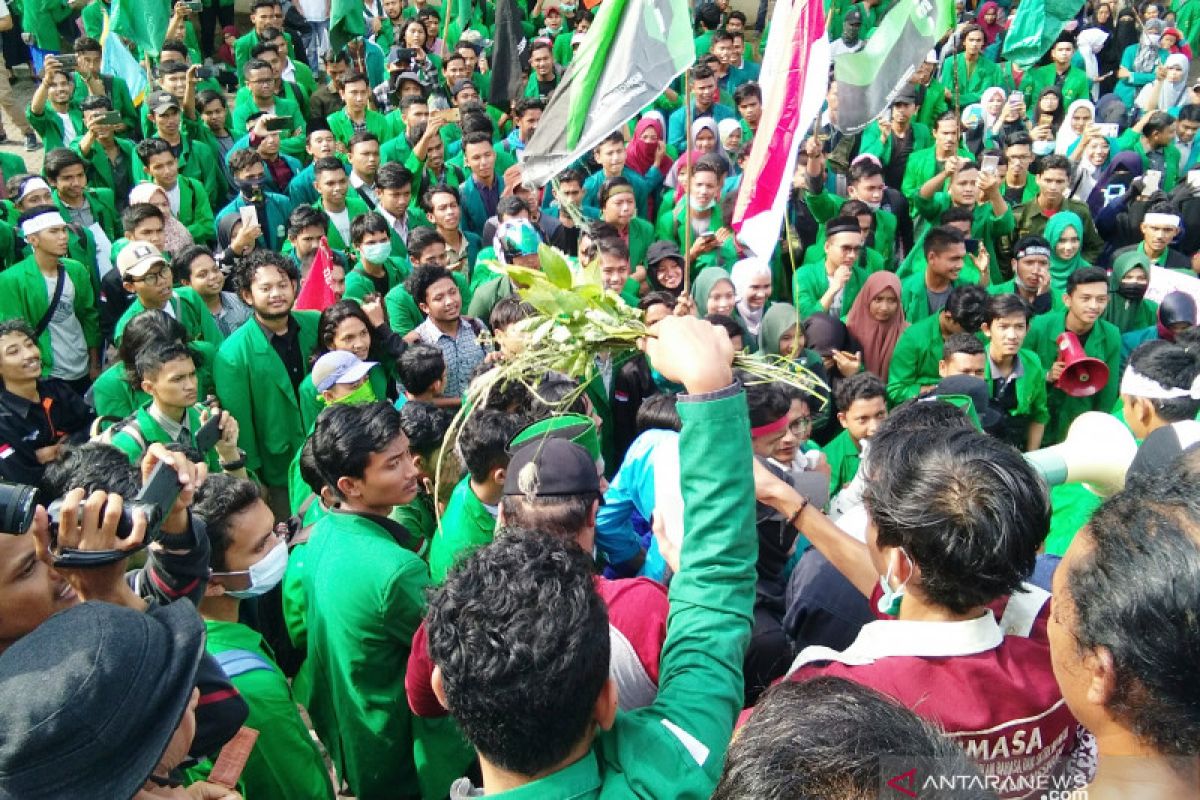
[
  {"xmin": 844, "ymin": 8, "xmax": 863, "ymax": 23},
  {"xmin": 892, "ymin": 86, "xmax": 919, "ymax": 106},
  {"xmin": 503, "ymin": 438, "xmax": 601, "ymax": 497},
  {"xmin": 826, "ymin": 216, "xmax": 862, "ymax": 236},
  {"xmin": 0, "ymin": 601, "xmax": 205, "ymax": 797},
  {"xmin": 451, "ymin": 79, "xmax": 475, "ymax": 95},
  {"xmin": 646, "ymin": 240, "xmax": 684, "ymax": 268},
  {"xmin": 934, "ymin": 375, "xmax": 1004, "ymax": 430},
  {"xmin": 147, "ymin": 89, "xmax": 180, "ymax": 114}
]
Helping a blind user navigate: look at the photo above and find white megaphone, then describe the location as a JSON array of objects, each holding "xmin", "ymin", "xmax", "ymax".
[{"xmin": 1024, "ymin": 412, "xmax": 1138, "ymax": 497}]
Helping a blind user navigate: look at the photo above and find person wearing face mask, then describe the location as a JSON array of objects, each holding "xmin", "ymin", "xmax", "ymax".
[
  {"xmin": 1121, "ymin": 289, "xmax": 1198, "ymax": 362},
  {"xmin": 752, "ymin": 424, "xmax": 1081, "ymax": 797},
  {"xmin": 186, "ymin": 473, "xmax": 336, "ymax": 799},
  {"xmin": 344, "ymin": 211, "xmax": 408, "ymax": 301},
  {"xmin": 1103, "ymin": 250, "xmax": 1159, "ymax": 334},
  {"xmin": 298, "ymin": 302, "xmax": 401, "ymax": 428},
  {"xmin": 1117, "ymin": 18, "xmax": 1169, "ymax": 109},
  {"xmin": 217, "ymin": 149, "xmax": 293, "ymax": 253},
  {"xmin": 656, "ymin": 155, "xmax": 729, "ymax": 273}
]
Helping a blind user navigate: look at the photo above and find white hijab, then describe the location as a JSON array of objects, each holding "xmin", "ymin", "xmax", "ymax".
[{"xmin": 1055, "ymin": 99, "xmax": 1095, "ymax": 155}]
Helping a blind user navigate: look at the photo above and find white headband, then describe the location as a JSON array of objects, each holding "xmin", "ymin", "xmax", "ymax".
[
  {"xmin": 1120, "ymin": 366, "xmax": 1200, "ymax": 400},
  {"xmin": 20, "ymin": 210, "xmax": 66, "ymax": 237},
  {"xmin": 16, "ymin": 177, "xmax": 49, "ymax": 203},
  {"xmin": 1144, "ymin": 212, "xmax": 1181, "ymax": 228}
]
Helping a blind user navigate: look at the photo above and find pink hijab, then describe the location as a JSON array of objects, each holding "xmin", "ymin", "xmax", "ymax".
[
  {"xmin": 845, "ymin": 271, "xmax": 907, "ymax": 382},
  {"xmin": 626, "ymin": 113, "xmax": 672, "ymax": 176},
  {"xmin": 669, "ymin": 149, "xmax": 705, "ymax": 202},
  {"xmin": 977, "ymin": 2, "xmax": 1003, "ymax": 45}
]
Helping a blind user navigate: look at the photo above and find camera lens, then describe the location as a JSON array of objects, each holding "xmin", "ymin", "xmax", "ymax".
[{"xmin": 0, "ymin": 482, "xmax": 38, "ymax": 535}]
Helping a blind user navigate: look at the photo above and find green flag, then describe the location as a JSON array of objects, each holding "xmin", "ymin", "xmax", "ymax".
[
  {"xmin": 110, "ymin": 0, "xmax": 171, "ymax": 58},
  {"xmin": 1002, "ymin": 0, "xmax": 1087, "ymax": 67},
  {"xmin": 331, "ymin": 0, "xmax": 366, "ymax": 56},
  {"xmin": 833, "ymin": 0, "xmax": 955, "ymax": 133},
  {"xmin": 522, "ymin": 0, "xmax": 693, "ymax": 188}
]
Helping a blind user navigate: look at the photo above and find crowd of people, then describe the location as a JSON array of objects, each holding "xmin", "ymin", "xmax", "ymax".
[{"xmin": 0, "ymin": 0, "xmax": 1197, "ymax": 798}]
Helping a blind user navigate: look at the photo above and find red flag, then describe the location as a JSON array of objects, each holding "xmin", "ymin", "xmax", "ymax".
[
  {"xmin": 732, "ymin": 0, "xmax": 829, "ymax": 259},
  {"xmin": 294, "ymin": 237, "xmax": 338, "ymax": 311}
]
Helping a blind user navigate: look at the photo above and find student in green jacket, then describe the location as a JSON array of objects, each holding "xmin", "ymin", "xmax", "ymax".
[
  {"xmin": 983, "ymin": 292, "xmax": 1049, "ymax": 451},
  {"xmin": 900, "ymin": 226, "xmax": 968, "ymax": 325},
  {"xmin": 135, "ymin": 138, "xmax": 218, "ymax": 246},
  {"xmin": 938, "ymin": 24, "xmax": 1005, "ymax": 107},
  {"xmin": 312, "ymin": 156, "xmax": 370, "ymax": 252},
  {"xmin": 428, "ymin": 409, "xmax": 526, "ymax": 584},
  {"xmin": 45, "ymin": 148, "xmax": 121, "ymax": 270},
  {"xmin": 887, "ymin": 284, "xmax": 990, "ymax": 404},
  {"xmin": 794, "ymin": 216, "xmax": 869, "ymax": 320},
  {"xmin": 1116, "ymin": 110, "xmax": 1183, "ymax": 191},
  {"xmin": 214, "ymin": 251, "xmax": 320, "ymax": 517},
  {"xmin": 328, "ymin": 72, "xmax": 396, "ymax": 148},
  {"xmin": 189, "ymin": 474, "xmax": 336, "ymax": 800},
  {"xmin": 1025, "ymin": 266, "xmax": 1122, "ymax": 446},
  {"xmin": 901, "ymin": 112, "xmax": 972, "ymax": 201},
  {"xmin": 805, "ymin": 156, "xmax": 898, "ymax": 266},
  {"xmin": 26, "ymin": 58, "xmax": 84, "ymax": 153},
  {"xmin": 21, "ymin": 0, "xmax": 79, "ymax": 68},
  {"xmin": 139, "ymin": 90, "xmax": 229, "ymax": 213},
  {"xmin": 112, "ymin": 239, "xmax": 224, "ymax": 347},
  {"xmin": 302, "ymin": 402, "xmax": 440, "ymax": 799},
  {"xmin": 909, "ymin": 157, "xmax": 1012, "ymax": 283},
  {"xmin": 73, "ymin": 96, "xmax": 138, "ymax": 205},
  {"xmin": 989, "ymin": 234, "xmax": 1059, "ymax": 316},
  {"xmin": 582, "ymin": 131, "xmax": 665, "ymax": 222},
  {"xmin": 428, "ymin": 314, "xmax": 758, "ymax": 799},
  {"xmin": 824, "ymin": 371, "xmax": 888, "ymax": 498},
  {"xmin": 1104, "ymin": 250, "xmax": 1159, "ymax": 335},
  {"xmin": 655, "ymin": 157, "xmax": 729, "ymax": 276},
  {"xmin": 1020, "ymin": 34, "xmax": 1093, "ymax": 107},
  {"xmin": 344, "ymin": 211, "xmax": 410, "ymax": 302},
  {"xmin": 234, "ymin": 0, "xmax": 296, "ymax": 70},
  {"xmin": 0, "ymin": 206, "xmax": 100, "ymax": 385}
]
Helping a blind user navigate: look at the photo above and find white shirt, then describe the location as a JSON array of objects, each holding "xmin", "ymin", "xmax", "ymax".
[
  {"xmin": 327, "ymin": 207, "xmax": 351, "ymax": 244},
  {"xmin": 164, "ymin": 182, "xmax": 181, "ymax": 216},
  {"xmin": 57, "ymin": 112, "xmax": 78, "ymax": 144}
]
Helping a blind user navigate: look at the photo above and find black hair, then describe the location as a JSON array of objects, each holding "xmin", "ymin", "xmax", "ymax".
[
  {"xmin": 227, "ymin": 148, "xmax": 263, "ymax": 176},
  {"xmin": 741, "ymin": 370, "xmax": 792, "ymax": 429},
  {"xmin": 556, "ymin": 168, "xmax": 584, "ymax": 188},
  {"xmin": 697, "ymin": 3, "xmax": 723, "ymax": 29},
  {"xmin": 713, "ymin": 677, "xmax": 991, "ymax": 800},
  {"xmin": 1005, "ymin": 131, "xmax": 1034, "ymax": 149},
  {"xmin": 235, "ymin": 249, "xmax": 300, "ymax": 296},
  {"xmin": 425, "ymin": 531, "xmax": 610, "ymax": 776},
  {"xmin": 1067, "ymin": 265, "xmax": 1109, "ymax": 295},
  {"xmin": 706, "ymin": 313, "xmax": 744, "ymax": 342},
  {"xmin": 511, "ymin": 96, "xmax": 544, "ymax": 118},
  {"xmin": 1178, "ymin": 104, "xmax": 1200, "ymax": 124},
  {"xmin": 1068, "ymin": 469, "xmax": 1200, "ymax": 755},
  {"xmin": 461, "ymin": 131, "xmax": 493, "ymax": 153},
  {"xmin": 944, "ymin": 284, "xmax": 989, "ymax": 332},
  {"xmin": 489, "ymin": 296, "xmax": 535, "ymax": 332},
  {"xmin": 118, "ymin": 311, "xmax": 191, "ymax": 385},
  {"xmin": 986, "ymin": 293, "xmax": 1032, "ymax": 324},
  {"xmin": 1143, "ymin": 110, "xmax": 1176, "ymax": 138},
  {"xmin": 315, "ymin": 300, "xmax": 377, "ymax": 361},
  {"xmin": 638, "ymin": 291, "xmax": 676, "ymax": 313},
  {"xmin": 527, "ymin": 38, "xmax": 553, "ymax": 56},
  {"xmin": 457, "ymin": 408, "xmax": 525, "ymax": 482},
  {"xmin": 594, "ymin": 236, "xmax": 629, "ymax": 263},
  {"xmin": 243, "ymin": 58, "xmax": 273, "ymax": 81},
  {"xmin": 250, "ymin": 0, "xmax": 279, "ymax": 12},
  {"xmin": 160, "ymin": 39, "xmax": 189, "ymax": 58},
  {"xmin": 121, "ymin": 203, "xmax": 164, "ymax": 235},
  {"xmin": 1128, "ymin": 340, "xmax": 1200, "ymax": 422},
  {"xmin": 192, "ymin": 474, "xmax": 264, "ymax": 571},
  {"xmin": 499, "ymin": 492, "xmax": 600, "ymax": 544},
  {"xmin": 73, "ymin": 36, "xmax": 101, "ymax": 54},
  {"xmin": 42, "ymin": 442, "xmax": 140, "ymax": 501},
  {"xmin": 863, "ymin": 427, "xmax": 1047, "ymax": 613},
  {"xmin": 312, "ymin": 155, "xmax": 346, "ymax": 180},
  {"xmin": 340, "ymin": 70, "xmax": 369, "ymax": 90},
  {"xmin": 943, "ymin": 332, "xmax": 984, "ymax": 359},
  {"xmin": 171, "ymin": 246, "xmax": 216, "ymax": 283},
  {"xmin": 733, "ymin": 82, "xmax": 761, "ymax": 107},
  {"xmin": 135, "ymin": 341, "xmax": 194, "ymax": 383},
  {"xmin": 939, "ymin": 205, "xmax": 974, "ymax": 227},
  {"xmin": 406, "ymin": 263, "xmax": 456, "ymax": 306},
  {"xmin": 835, "ymin": 371, "xmax": 886, "ymax": 411},
  {"xmin": 0, "ymin": 319, "xmax": 36, "ymax": 348},
  {"xmin": 249, "ymin": 43, "xmax": 278, "ymax": 61},
  {"xmin": 311, "ymin": 402, "xmax": 405, "ymax": 500},
  {"xmin": 1036, "ymin": 153, "xmax": 1073, "ymax": 178},
  {"xmin": 636, "ymin": 393, "xmax": 681, "ymax": 434},
  {"xmin": 349, "ymin": 211, "xmax": 391, "ymax": 246},
  {"xmin": 847, "ymin": 159, "xmax": 884, "ymax": 184},
  {"xmin": 690, "ymin": 63, "xmax": 716, "ymax": 83},
  {"xmin": 407, "ymin": 227, "xmax": 446, "ymax": 261},
  {"xmin": 287, "ymin": 205, "xmax": 328, "ymax": 238},
  {"xmin": 347, "ymin": 132, "xmax": 380, "ymax": 154},
  {"xmin": 157, "ymin": 61, "xmax": 189, "ymax": 79},
  {"xmin": 527, "ymin": 374, "xmax": 591, "ymax": 420},
  {"xmin": 397, "ymin": 343, "xmax": 446, "ymax": 396},
  {"xmin": 841, "ymin": 199, "xmax": 871, "ymax": 219},
  {"xmin": 598, "ymin": 176, "xmax": 635, "ymax": 209},
  {"xmin": 377, "ymin": 162, "xmax": 413, "ymax": 190},
  {"xmin": 421, "ymin": 182, "xmax": 460, "ymax": 213},
  {"xmin": 922, "ymin": 225, "xmax": 965, "ymax": 258},
  {"xmin": 399, "ymin": 400, "xmax": 451, "ymax": 462},
  {"xmin": 496, "ymin": 195, "xmax": 529, "ymax": 221},
  {"xmin": 692, "ymin": 153, "xmax": 725, "ymax": 179},
  {"xmin": 79, "ymin": 95, "xmax": 113, "ymax": 113},
  {"xmin": 197, "ymin": 89, "xmax": 226, "ymax": 110},
  {"xmin": 877, "ymin": 395, "xmax": 975, "ymax": 436},
  {"xmin": 135, "ymin": 137, "xmax": 175, "ymax": 165},
  {"xmin": 43, "ymin": 148, "xmax": 85, "ymax": 183}
]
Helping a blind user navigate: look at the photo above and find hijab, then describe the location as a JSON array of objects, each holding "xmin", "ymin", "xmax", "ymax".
[
  {"xmin": 976, "ymin": 1, "xmax": 1003, "ymax": 45},
  {"xmin": 758, "ymin": 303, "xmax": 801, "ymax": 356},
  {"xmin": 691, "ymin": 266, "xmax": 734, "ymax": 317},
  {"xmin": 730, "ymin": 257, "xmax": 773, "ymax": 337},
  {"xmin": 1076, "ymin": 26, "xmax": 1111, "ymax": 83},
  {"xmin": 1146, "ymin": 53, "xmax": 1190, "ymax": 110},
  {"xmin": 1133, "ymin": 20, "xmax": 1167, "ymax": 74},
  {"xmin": 802, "ymin": 312, "xmax": 856, "ymax": 358},
  {"xmin": 128, "ymin": 183, "xmax": 193, "ymax": 256},
  {"xmin": 1055, "ymin": 99, "xmax": 1095, "ymax": 155},
  {"xmin": 980, "ymin": 86, "xmax": 1008, "ymax": 130},
  {"xmin": 1105, "ymin": 250, "xmax": 1157, "ymax": 333},
  {"xmin": 216, "ymin": 211, "xmax": 243, "ymax": 255},
  {"xmin": 1044, "ymin": 211, "xmax": 1087, "ymax": 293},
  {"xmin": 1086, "ymin": 150, "xmax": 1144, "ymax": 217},
  {"xmin": 844, "ymin": 272, "xmax": 908, "ymax": 382},
  {"xmin": 626, "ymin": 112, "xmax": 672, "ymax": 176}
]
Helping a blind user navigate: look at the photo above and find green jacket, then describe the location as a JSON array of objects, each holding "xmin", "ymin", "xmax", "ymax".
[
  {"xmin": 1008, "ymin": 197, "xmax": 1103, "ymax": 266},
  {"xmin": 109, "ymin": 402, "xmax": 225, "ymax": 472},
  {"xmin": 0, "ymin": 256, "xmax": 99, "ymax": 376},
  {"xmin": 907, "ymin": 192, "xmax": 1015, "ymax": 283},
  {"xmin": 1020, "ymin": 64, "xmax": 1092, "ymax": 107},
  {"xmin": 806, "ymin": 188, "xmax": 897, "ymax": 266},
  {"xmin": 21, "ymin": 0, "xmax": 75, "ymax": 50},
  {"xmin": 939, "ymin": 53, "xmax": 1005, "ymax": 107},
  {"xmin": 343, "ymin": 257, "xmax": 410, "ymax": 302},
  {"xmin": 822, "ymin": 428, "xmax": 861, "ymax": 498},
  {"xmin": 91, "ymin": 341, "xmax": 216, "ymax": 424},
  {"xmin": 384, "ymin": 271, "xmax": 469, "ymax": 338},
  {"xmin": 654, "ymin": 203, "xmax": 725, "ymax": 275},
  {"xmin": 213, "ymin": 312, "xmax": 320, "ymax": 486},
  {"xmin": 984, "ymin": 348, "xmax": 1049, "ymax": 450},
  {"xmin": 886, "ymin": 313, "xmax": 946, "ymax": 405},
  {"xmin": 390, "ymin": 492, "xmax": 437, "ymax": 549},
  {"xmin": 1025, "ymin": 310, "xmax": 1122, "ymax": 445},
  {"xmin": 170, "ymin": 176, "xmax": 218, "ymax": 245},
  {"xmin": 297, "ymin": 364, "xmax": 391, "ymax": 432},
  {"xmin": 234, "ymin": 29, "xmax": 297, "ymax": 72},
  {"xmin": 328, "ymin": 108, "xmax": 396, "ymax": 147},
  {"xmin": 26, "ymin": 103, "xmax": 84, "ymax": 153},
  {"xmin": 72, "ymin": 136, "xmax": 138, "ymax": 200},
  {"xmin": 188, "ymin": 619, "xmax": 335, "ymax": 800},
  {"xmin": 856, "ymin": 120, "xmax": 934, "ymax": 172},
  {"xmin": 582, "ymin": 166, "xmax": 664, "ymax": 223},
  {"xmin": 54, "ymin": 187, "xmax": 121, "ymax": 243},
  {"xmin": 301, "ymin": 510, "xmax": 431, "ymax": 799},
  {"xmin": 1117, "ymin": 128, "xmax": 1182, "ymax": 191},
  {"xmin": 901, "ymin": 145, "xmax": 972, "ymax": 202},
  {"xmin": 315, "ymin": 196, "xmax": 372, "ymax": 253},
  {"xmin": 793, "ymin": 260, "xmax": 869, "ymax": 320},
  {"xmin": 71, "ymin": 72, "xmax": 138, "ymax": 134},
  {"xmin": 114, "ymin": 288, "xmax": 225, "ymax": 348},
  {"xmin": 133, "ymin": 134, "xmax": 229, "ymax": 212},
  {"xmin": 900, "ymin": 273, "xmax": 965, "ymax": 325},
  {"xmin": 428, "ymin": 476, "xmax": 496, "ymax": 584},
  {"xmin": 916, "ymin": 78, "xmax": 952, "ymax": 128},
  {"xmin": 454, "ymin": 388, "xmax": 757, "ymax": 799}
]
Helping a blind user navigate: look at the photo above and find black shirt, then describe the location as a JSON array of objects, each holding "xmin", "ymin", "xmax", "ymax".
[
  {"xmin": 0, "ymin": 380, "xmax": 94, "ymax": 487},
  {"xmin": 257, "ymin": 316, "xmax": 305, "ymax": 396}
]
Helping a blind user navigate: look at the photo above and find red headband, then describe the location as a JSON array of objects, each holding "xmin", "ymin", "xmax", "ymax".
[{"xmin": 751, "ymin": 415, "xmax": 789, "ymax": 438}]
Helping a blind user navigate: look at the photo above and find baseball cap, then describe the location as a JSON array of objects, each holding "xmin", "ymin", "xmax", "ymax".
[
  {"xmin": 311, "ymin": 350, "xmax": 378, "ymax": 392},
  {"xmin": 508, "ymin": 413, "xmax": 601, "ymax": 461},
  {"xmin": 893, "ymin": 86, "xmax": 919, "ymax": 105},
  {"xmin": 116, "ymin": 240, "xmax": 168, "ymax": 280},
  {"xmin": 503, "ymin": 437, "xmax": 600, "ymax": 497},
  {"xmin": 646, "ymin": 240, "xmax": 684, "ymax": 269},
  {"xmin": 450, "ymin": 79, "xmax": 475, "ymax": 95},
  {"xmin": 147, "ymin": 90, "xmax": 180, "ymax": 115},
  {"xmin": 395, "ymin": 71, "xmax": 426, "ymax": 89}
]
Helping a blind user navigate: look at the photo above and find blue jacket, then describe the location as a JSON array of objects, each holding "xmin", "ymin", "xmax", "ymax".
[{"xmin": 595, "ymin": 428, "xmax": 679, "ymax": 581}]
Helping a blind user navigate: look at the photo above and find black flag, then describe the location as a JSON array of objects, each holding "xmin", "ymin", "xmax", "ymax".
[{"xmin": 489, "ymin": 0, "xmax": 528, "ymax": 109}]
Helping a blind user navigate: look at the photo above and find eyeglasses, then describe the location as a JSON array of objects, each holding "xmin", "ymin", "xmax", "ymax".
[
  {"xmin": 137, "ymin": 268, "xmax": 171, "ymax": 286},
  {"xmin": 789, "ymin": 417, "xmax": 813, "ymax": 435}
]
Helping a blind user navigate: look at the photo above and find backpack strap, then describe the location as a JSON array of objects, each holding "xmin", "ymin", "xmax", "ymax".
[{"xmin": 213, "ymin": 648, "xmax": 275, "ymax": 679}]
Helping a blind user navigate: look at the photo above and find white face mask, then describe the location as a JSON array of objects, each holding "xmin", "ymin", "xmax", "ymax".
[
  {"xmin": 690, "ymin": 196, "xmax": 715, "ymax": 212},
  {"xmin": 875, "ymin": 549, "xmax": 910, "ymax": 616},
  {"xmin": 1032, "ymin": 140, "xmax": 1055, "ymax": 156},
  {"xmin": 223, "ymin": 540, "xmax": 289, "ymax": 599},
  {"xmin": 359, "ymin": 240, "xmax": 393, "ymax": 264}
]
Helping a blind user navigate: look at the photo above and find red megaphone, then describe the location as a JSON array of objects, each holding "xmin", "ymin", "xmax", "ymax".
[{"xmin": 1056, "ymin": 332, "xmax": 1110, "ymax": 398}]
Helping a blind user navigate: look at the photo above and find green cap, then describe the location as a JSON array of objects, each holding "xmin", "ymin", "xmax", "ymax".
[{"xmin": 508, "ymin": 413, "xmax": 600, "ymax": 461}]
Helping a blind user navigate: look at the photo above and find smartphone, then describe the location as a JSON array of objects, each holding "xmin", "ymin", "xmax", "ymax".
[
  {"xmin": 264, "ymin": 115, "xmax": 292, "ymax": 132},
  {"xmin": 56, "ymin": 54, "xmax": 77, "ymax": 70},
  {"xmin": 697, "ymin": 231, "xmax": 717, "ymax": 241},
  {"xmin": 1189, "ymin": 170, "xmax": 1200, "ymax": 190},
  {"xmin": 1095, "ymin": 122, "xmax": 1119, "ymax": 138},
  {"xmin": 194, "ymin": 411, "xmax": 223, "ymax": 453},
  {"xmin": 965, "ymin": 238, "xmax": 981, "ymax": 256},
  {"xmin": 184, "ymin": 0, "xmax": 203, "ymax": 11},
  {"xmin": 195, "ymin": 65, "xmax": 216, "ymax": 80},
  {"xmin": 239, "ymin": 205, "xmax": 259, "ymax": 229},
  {"xmin": 980, "ymin": 154, "xmax": 999, "ymax": 175},
  {"xmin": 1143, "ymin": 170, "xmax": 1162, "ymax": 194},
  {"xmin": 99, "ymin": 110, "xmax": 122, "ymax": 127},
  {"xmin": 435, "ymin": 108, "xmax": 461, "ymax": 124}
]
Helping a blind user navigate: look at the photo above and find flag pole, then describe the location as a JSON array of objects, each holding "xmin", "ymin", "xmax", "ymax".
[
  {"xmin": 683, "ymin": 67, "xmax": 693, "ymax": 297},
  {"xmin": 441, "ymin": 0, "xmax": 455, "ymax": 56}
]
